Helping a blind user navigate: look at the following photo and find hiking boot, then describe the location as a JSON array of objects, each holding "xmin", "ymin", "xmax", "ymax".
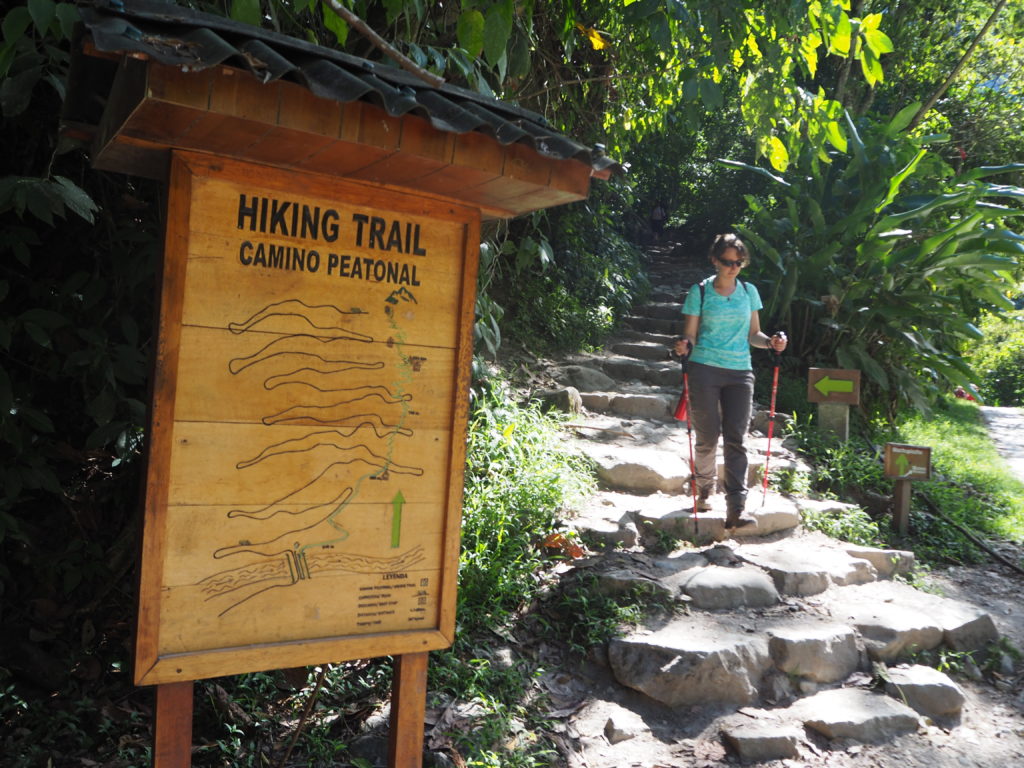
[
  {"xmin": 696, "ymin": 488, "xmax": 713, "ymax": 511},
  {"xmin": 724, "ymin": 517, "xmax": 755, "ymax": 531},
  {"xmin": 724, "ymin": 503, "xmax": 750, "ymax": 530}
]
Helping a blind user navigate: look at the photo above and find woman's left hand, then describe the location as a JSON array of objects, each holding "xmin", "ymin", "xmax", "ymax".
[{"xmin": 769, "ymin": 332, "xmax": 788, "ymax": 353}]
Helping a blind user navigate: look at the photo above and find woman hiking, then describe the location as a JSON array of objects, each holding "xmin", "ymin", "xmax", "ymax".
[{"xmin": 673, "ymin": 233, "xmax": 787, "ymax": 529}]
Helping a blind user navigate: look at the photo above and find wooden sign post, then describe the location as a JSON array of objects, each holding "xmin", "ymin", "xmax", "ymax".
[
  {"xmin": 137, "ymin": 153, "xmax": 479, "ymax": 765},
  {"xmin": 806, "ymin": 368, "xmax": 861, "ymax": 441},
  {"xmin": 884, "ymin": 443, "xmax": 932, "ymax": 535}
]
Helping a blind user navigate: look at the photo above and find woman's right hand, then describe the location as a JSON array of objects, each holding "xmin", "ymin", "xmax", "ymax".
[{"xmin": 673, "ymin": 338, "xmax": 692, "ymax": 357}]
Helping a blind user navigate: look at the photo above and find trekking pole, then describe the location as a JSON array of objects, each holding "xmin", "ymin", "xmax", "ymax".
[
  {"xmin": 761, "ymin": 336, "xmax": 784, "ymax": 507},
  {"xmin": 672, "ymin": 343, "xmax": 699, "ymax": 537}
]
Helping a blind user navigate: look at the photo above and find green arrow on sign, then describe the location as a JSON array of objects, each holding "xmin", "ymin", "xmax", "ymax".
[
  {"xmin": 391, "ymin": 490, "xmax": 405, "ymax": 548},
  {"xmin": 814, "ymin": 375, "xmax": 855, "ymax": 397},
  {"xmin": 894, "ymin": 454, "xmax": 910, "ymax": 476}
]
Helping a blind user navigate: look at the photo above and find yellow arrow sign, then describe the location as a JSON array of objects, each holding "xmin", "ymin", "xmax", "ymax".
[
  {"xmin": 814, "ymin": 375, "xmax": 855, "ymax": 397},
  {"xmin": 895, "ymin": 453, "xmax": 911, "ymax": 476}
]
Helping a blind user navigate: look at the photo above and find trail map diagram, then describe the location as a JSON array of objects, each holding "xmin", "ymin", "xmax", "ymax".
[{"xmin": 194, "ymin": 296, "xmax": 427, "ymax": 616}]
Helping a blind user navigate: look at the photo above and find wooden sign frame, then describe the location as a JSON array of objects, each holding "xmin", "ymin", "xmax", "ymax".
[
  {"xmin": 135, "ymin": 151, "xmax": 479, "ymax": 686},
  {"xmin": 884, "ymin": 443, "xmax": 932, "ymax": 480}
]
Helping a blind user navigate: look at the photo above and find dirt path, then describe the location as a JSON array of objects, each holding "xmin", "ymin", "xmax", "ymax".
[{"xmin": 979, "ymin": 405, "xmax": 1024, "ymax": 484}]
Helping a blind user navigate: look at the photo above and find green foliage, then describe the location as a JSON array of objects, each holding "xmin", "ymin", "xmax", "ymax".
[
  {"xmin": 897, "ymin": 397, "xmax": 1024, "ymax": 558},
  {"xmin": 537, "ymin": 573, "xmax": 666, "ymax": 656},
  {"xmin": 966, "ymin": 308, "xmax": 1024, "ymax": 406},
  {"xmin": 421, "ymin": 388, "xmax": 596, "ymax": 767},
  {"xmin": 730, "ymin": 111, "xmax": 1023, "ymax": 418},
  {"xmin": 0, "ymin": 6, "xmax": 160, "ymax": 748},
  {"xmin": 624, "ymin": 82, "xmax": 766, "ymax": 251},
  {"xmin": 789, "ymin": 418, "xmax": 888, "ymax": 507},
  {"xmin": 458, "ymin": 383, "xmax": 594, "ymax": 634},
  {"xmin": 865, "ymin": 1, "xmax": 1024, "ymax": 175},
  {"xmin": 480, "ymin": 197, "xmax": 649, "ymax": 354},
  {"xmin": 800, "ymin": 502, "xmax": 883, "ymax": 547}
]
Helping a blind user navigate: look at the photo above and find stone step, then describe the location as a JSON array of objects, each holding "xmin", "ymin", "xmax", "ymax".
[
  {"xmin": 736, "ymin": 535, "xmax": 881, "ymax": 596},
  {"xmin": 819, "ymin": 580, "xmax": 999, "ymax": 660},
  {"xmin": 609, "ymin": 618, "xmax": 772, "ymax": 708},
  {"xmin": 648, "ymin": 288, "xmax": 683, "ymax": 302},
  {"xmin": 787, "ymin": 688, "xmax": 920, "ymax": 742},
  {"xmin": 604, "ymin": 545, "xmax": 992, "ymax": 712},
  {"xmin": 577, "ymin": 441, "xmax": 689, "ymax": 494},
  {"xmin": 599, "ymin": 355, "xmax": 681, "ymax": 387},
  {"xmin": 633, "ymin": 301, "xmax": 684, "ymax": 320},
  {"xmin": 622, "ymin": 314, "xmax": 686, "ymax": 336},
  {"xmin": 579, "ymin": 390, "xmax": 675, "ymax": 421},
  {"xmin": 608, "ymin": 340, "xmax": 672, "ymax": 362},
  {"xmin": 610, "ymin": 328, "xmax": 677, "ymax": 347},
  {"xmin": 634, "ymin": 491, "xmax": 801, "ymax": 542}
]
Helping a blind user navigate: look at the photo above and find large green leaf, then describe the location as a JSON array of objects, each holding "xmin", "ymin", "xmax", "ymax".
[
  {"xmin": 957, "ymin": 164, "xmax": 1024, "ymax": 183},
  {"xmin": 457, "ymin": 10, "xmax": 485, "ymax": 57},
  {"xmin": 3, "ymin": 6, "xmax": 32, "ymax": 43},
  {"xmin": 321, "ymin": 1, "xmax": 348, "ymax": 46},
  {"xmin": 874, "ymin": 149, "xmax": 926, "ymax": 213},
  {"xmin": 885, "ymin": 102, "xmax": 920, "ymax": 137},
  {"xmin": 483, "ymin": 0, "xmax": 514, "ymax": 68},
  {"xmin": 27, "ymin": 0, "xmax": 55, "ymax": 35},
  {"xmin": 718, "ymin": 159, "xmax": 790, "ymax": 187},
  {"xmin": 229, "ymin": 0, "xmax": 261, "ymax": 26},
  {"xmin": 53, "ymin": 176, "xmax": 97, "ymax": 224}
]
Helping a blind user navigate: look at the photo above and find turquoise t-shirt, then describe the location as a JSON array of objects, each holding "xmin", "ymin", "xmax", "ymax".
[{"xmin": 681, "ymin": 277, "xmax": 764, "ymax": 371}]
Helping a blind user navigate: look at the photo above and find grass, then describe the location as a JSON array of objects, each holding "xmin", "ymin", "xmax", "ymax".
[
  {"xmin": 787, "ymin": 396, "xmax": 1024, "ymax": 566},
  {"xmin": 897, "ymin": 398, "xmax": 1024, "ymax": 536}
]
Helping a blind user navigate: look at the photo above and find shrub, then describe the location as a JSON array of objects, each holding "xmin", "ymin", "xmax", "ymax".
[{"xmin": 966, "ymin": 309, "xmax": 1024, "ymax": 406}]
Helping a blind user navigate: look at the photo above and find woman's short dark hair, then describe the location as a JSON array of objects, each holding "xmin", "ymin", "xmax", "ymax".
[{"xmin": 708, "ymin": 233, "xmax": 750, "ymax": 266}]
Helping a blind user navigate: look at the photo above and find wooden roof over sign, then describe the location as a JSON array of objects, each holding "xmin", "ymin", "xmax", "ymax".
[{"xmin": 63, "ymin": 0, "xmax": 619, "ymax": 219}]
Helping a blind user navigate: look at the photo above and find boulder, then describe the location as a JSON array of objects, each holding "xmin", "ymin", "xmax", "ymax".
[
  {"xmin": 844, "ymin": 544, "xmax": 915, "ymax": 578},
  {"xmin": 768, "ymin": 623, "xmax": 862, "ymax": 683},
  {"xmin": 603, "ymin": 705, "xmax": 648, "ymax": 744},
  {"xmin": 609, "ymin": 393, "xmax": 674, "ymax": 420},
  {"xmin": 579, "ymin": 444, "xmax": 689, "ymax": 494},
  {"xmin": 556, "ymin": 364, "xmax": 616, "ymax": 392},
  {"xmin": 790, "ymin": 688, "xmax": 920, "ymax": 743},
  {"xmin": 609, "ymin": 621, "xmax": 771, "ymax": 708},
  {"xmin": 722, "ymin": 720, "xmax": 802, "ymax": 763},
  {"xmin": 884, "ymin": 664, "xmax": 966, "ymax": 720},
  {"xmin": 676, "ymin": 565, "xmax": 780, "ymax": 610},
  {"xmin": 534, "ymin": 386, "xmax": 582, "ymax": 414}
]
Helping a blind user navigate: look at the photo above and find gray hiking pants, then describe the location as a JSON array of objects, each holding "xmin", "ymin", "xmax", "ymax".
[{"xmin": 686, "ymin": 361, "xmax": 754, "ymax": 518}]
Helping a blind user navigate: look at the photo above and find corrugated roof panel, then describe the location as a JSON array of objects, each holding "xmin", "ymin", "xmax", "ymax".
[{"xmin": 74, "ymin": 0, "xmax": 619, "ymax": 173}]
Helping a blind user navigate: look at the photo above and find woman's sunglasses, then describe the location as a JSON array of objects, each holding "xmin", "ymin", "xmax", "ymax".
[{"xmin": 716, "ymin": 257, "xmax": 744, "ymax": 268}]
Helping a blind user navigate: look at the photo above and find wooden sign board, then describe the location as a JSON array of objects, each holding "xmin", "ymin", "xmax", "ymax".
[
  {"xmin": 135, "ymin": 152, "xmax": 479, "ymax": 686},
  {"xmin": 884, "ymin": 443, "xmax": 932, "ymax": 480},
  {"xmin": 807, "ymin": 368, "xmax": 861, "ymax": 405}
]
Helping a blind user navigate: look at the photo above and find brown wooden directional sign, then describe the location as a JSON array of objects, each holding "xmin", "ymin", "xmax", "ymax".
[
  {"xmin": 134, "ymin": 152, "xmax": 478, "ymax": 685},
  {"xmin": 807, "ymin": 368, "xmax": 861, "ymax": 405},
  {"xmin": 884, "ymin": 443, "xmax": 932, "ymax": 480}
]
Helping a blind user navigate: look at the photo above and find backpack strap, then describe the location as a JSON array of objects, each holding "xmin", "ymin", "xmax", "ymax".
[{"xmin": 698, "ymin": 278, "xmax": 751, "ymax": 315}]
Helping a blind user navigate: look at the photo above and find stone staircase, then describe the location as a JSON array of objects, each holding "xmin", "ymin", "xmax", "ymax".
[{"xmin": 533, "ymin": 243, "xmax": 1004, "ymax": 765}]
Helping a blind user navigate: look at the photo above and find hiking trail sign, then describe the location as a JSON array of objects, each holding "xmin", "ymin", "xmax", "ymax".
[
  {"xmin": 884, "ymin": 442, "xmax": 932, "ymax": 536},
  {"xmin": 136, "ymin": 152, "xmax": 476, "ymax": 684},
  {"xmin": 807, "ymin": 368, "xmax": 861, "ymax": 441},
  {"xmin": 806, "ymin": 368, "xmax": 861, "ymax": 405},
  {"xmin": 884, "ymin": 443, "xmax": 932, "ymax": 481}
]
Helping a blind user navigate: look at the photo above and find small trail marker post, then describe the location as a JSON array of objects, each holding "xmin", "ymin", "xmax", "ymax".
[
  {"xmin": 884, "ymin": 443, "xmax": 932, "ymax": 535},
  {"xmin": 63, "ymin": 4, "xmax": 617, "ymax": 765},
  {"xmin": 806, "ymin": 368, "xmax": 861, "ymax": 441}
]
